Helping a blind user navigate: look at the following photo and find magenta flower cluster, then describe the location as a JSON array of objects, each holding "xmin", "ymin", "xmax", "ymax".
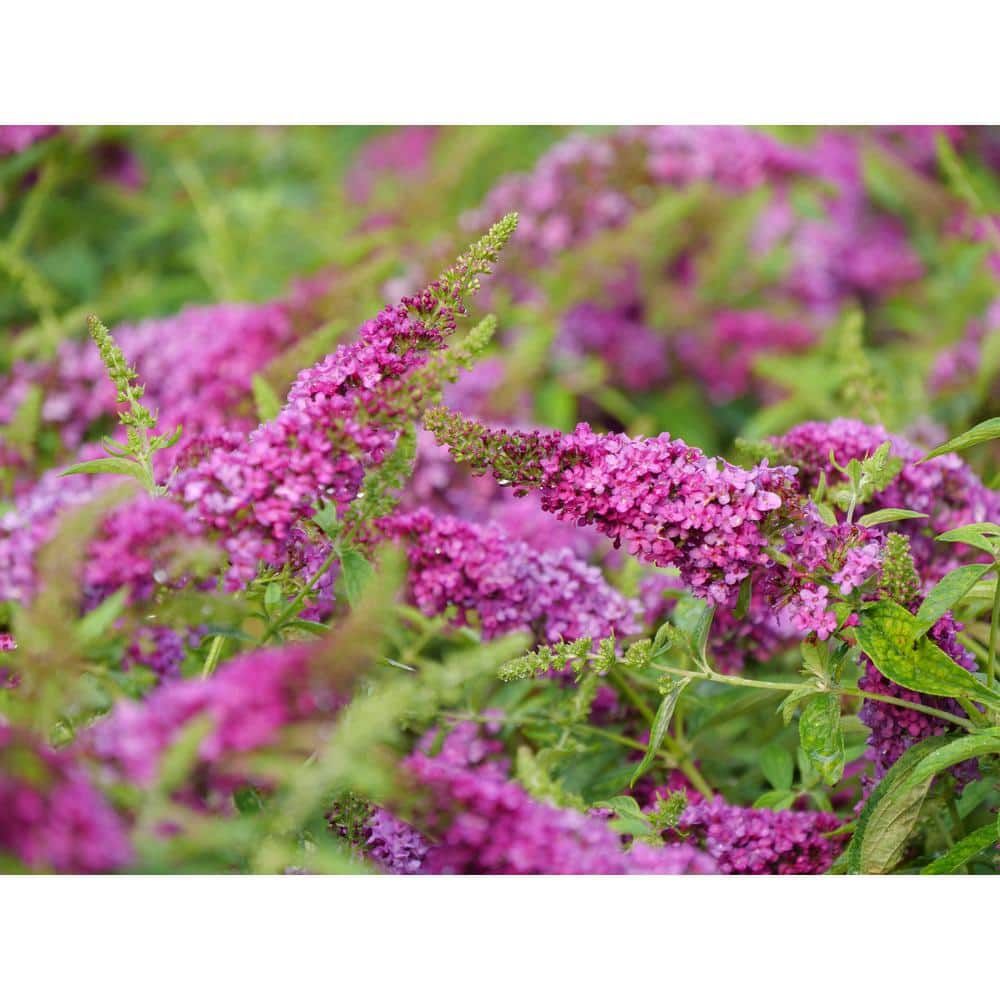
[
  {"xmin": 675, "ymin": 309, "xmax": 815, "ymax": 402},
  {"xmin": 0, "ymin": 723, "xmax": 132, "ymax": 874},
  {"xmin": 770, "ymin": 418, "xmax": 1000, "ymax": 577},
  {"xmin": 669, "ymin": 791, "xmax": 845, "ymax": 875},
  {"xmin": 381, "ymin": 509, "xmax": 638, "ymax": 643},
  {"xmin": 88, "ymin": 643, "xmax": 329, "ymax": 789},
  {"xmin": 174, "ymin": 301, "xmax": 448, "ymax": 586},
  {"xmin": 494, "ymin": 421, "xmax": 797, "ymax": 606},
  {"xmin": 406, "ymin": 724, "xmax": 717, "ymax": 874}
]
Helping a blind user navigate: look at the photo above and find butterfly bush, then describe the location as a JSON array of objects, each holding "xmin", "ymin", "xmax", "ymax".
[
  {"xmin": 4, "ymin": 127, "xmax": 1000, "ymax": 877},
  {"xmin": 381, "ymin": 509, "xmax": 639, "ymax": 643},
  {"xmin": 174, "ymin": 217, "xmax": 517, "ymax": 587},
  {"xmin": 88, "ymin": 643, "xmax": 333, "ymax": 790},
  {"xmin": 426, "ymin": 411, "xmax": 800, "ymax": 606},
  {"xmin": 406, "ymin": 724, "xmax": 717, "ymax": 874},
  {"xmin": 0, "ymin": 723, "xmax": 132, "ymax": 873},
  {"xmin": 768, "ymin": 418, "xmax": 1000, "ymax": 576}
]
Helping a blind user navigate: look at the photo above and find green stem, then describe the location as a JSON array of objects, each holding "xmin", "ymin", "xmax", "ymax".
[
  {"xmin": 260, "ymin": 547, "xmax": 341, "ymax": 643},
  {"xmin": 651, "ymin": 663, "xmax": 978, "ymax": 731},
  {"xmin": 988, "ymin": 567, "xmax": 999, "ymax": 691},
  {"xmin": 202, "ymin": 634, "xmax": 227, "ymax": 677}
]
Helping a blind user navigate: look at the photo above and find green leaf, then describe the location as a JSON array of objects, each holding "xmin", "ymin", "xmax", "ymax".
[
  {"xmin": 798, "ymin": 693, "xmax": 845, "ymax": 785},
  {"xmin": 251, "ymin": 373, "xmax": 283, "ymax": 422},
  {"xmin": 844, "ymin": 735, "xmax": 953, "ymax": 874},
  {"xmin": 263, "ymin": 582, "xmax": 283, "ymax": 615},
  {"xmin": 339, "ymin": 546, "xmax": 374, "ymax": 608},
  {"xmin": 59, "ymin": 457, "xmax": 145, "ymax": 481},
  {"xmin": 935, "ymin": 523, "xmax": 1000, "ymax": 556},
  {"xmin": 76, "ymin": 587, "xmax": 129, "ymax": 645},
  {"xmin": 759, "ymin": 744, "xmax": 794, "ymax": 790},
  {"xmin": 913, "ymin": 563, "xmax": 993, "ymax": 638},
  {"xmin": 312, "ymin": 502, "xmax": 339, "ymax": 539},
  {"xmin": 919, "ymin": 417, "xmax": 1000, "ymax": 463},
  {"xmin": 778, "ymin": 684, "xmax": 820, "ymax": 724},
  {"xmin": 846, "ymin": 729, "xmax": 1000, "ymax": 874},
  {"xmin": 857, "ymin": 508, "xmax": 928, "ymax": 528},
  {"xmin": 156, "ymin": 715, "xmax": 216, "ymax": 795},
  {"xmin": 752, "ymin": 789, "xmax": 797, "ymax": 811},
  {"xmin": 921, "ymin": 823, "xmax": 998, "ymax": 874},
  {"xmin": 629, "ymin": 679, "xmax": 688, "ymax": 786},
  {"xmin": 734, "ymin": 575, "xmax": 752, "ymax": 621},
  {"xmin": 855, "ymin": 600, "xmax": 1000, "ymax": 710}
]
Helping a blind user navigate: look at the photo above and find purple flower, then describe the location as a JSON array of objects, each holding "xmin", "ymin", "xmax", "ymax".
[
  {"xmin": 87, "ymin": 643, "xmax": 335, "ymax": 790},
  {"xmin": 671, "ymin": 792, "xmax": 845, "ymax": 875},
  {"xmin": 363, "ymin": 808, "xmax": 429, "ymax": 874},
  {"xmin": 0, "ymin": 723, "xmax": 132, "ymax": 873},
  {"xmin": 381, "ymin": 509, "xmax": 639, "ymax": 643},
  {"xmin": 406, "ymin": 724, "xmax": 717, "ymax": 874}
]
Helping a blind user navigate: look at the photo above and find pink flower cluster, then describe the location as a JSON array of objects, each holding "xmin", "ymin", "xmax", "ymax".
[
  {"xmin": 363, "ymin": 808, "xmax": 429, "ymax": 874},
  {"xmin": 465, "ymin": 126, "xmax": 808, "ymax": 268},
  {"xmin": 521, "ymin": 422, "xmax": 797, "ymax": 605},
  {"xmin": 0, "ymin": 723, "xmax": 132, "ymax": 874},
  {"xmin": 174, "ymin": 301, "xmax": 448, "ymax": 585},
  {"xmin": 406, "ymin": 724, "xmax": 717, "ymax": 874},
  {"xmin": 675, "ymin": 309, "xmax": 815, "ymax": 402},
  {"xmin": 770, "ymin": 418, "xmax": 1000, "ymax": 577},
  {"xmin": 82, "ymin": 494, "xmax": 202, "ymax": 607},
  {"xmin": 0, "ymin": 125, "xmax": 59, "ymax": 156},
  {"xmin": 556, "ymin": 301, "xmax": 669, "ymax": 393},
  {"xmin": 0, "ymin": 300, "xmax": 300, "ymax": 457},
  {"xmin": 381, "ymin": 509, "xmax": 638, "ymax": 643},
  {"xmin": 88, "ymin": 643, "xmax": 331, "ymax": 788}
]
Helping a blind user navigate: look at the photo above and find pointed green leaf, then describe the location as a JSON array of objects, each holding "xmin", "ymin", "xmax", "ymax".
[
  {"xmin": 935, "ymin": 523, "xmax": 1000, "ymax": 555},
  {"xmin": 844, "ymin": 735, "xmax": 952, "ymax": 874},
  {"xmin": 252, "ymin": 373, "xmax": 283, "ymax": 422},
  {"xmin": 629, "ymin": 679, "xmax": 688, "ymax": 786},
  {"xmin": 856, "ymin": 600, "xmax": 1000, "ymax": 710},
  {"xmin": 921, "ymin": 823, "xmax": 998, "ymax": 874},
  {"xmin": 753, "ymin": 789, "xmax": 797, "ymax": 811},
  {"xmin": 59, "ymin": 457, "xmax": 145, "ymax": 481},
  {"xmin": 76, "ymin": 587, "xmax": 129, "ymax": 645},
  {"xmin": 759, "ymin": 744, "xmax": 794, "ymax": 790},
  {"xmin": 798, "ymin": 693, "xmax": 845, "ymax": 785},
  {"xmin": 339, "ymin": 546, "xmax": 374, "ymax": 608},
  {"xmin": 919, "ymin": 417, "xmax": 1000, "ymax": 463},
  {"xmin": 913, "ymin": 563, "xmax": 992, "ymax": 638},
  {"xmin": 857, "ymin": 508, "xmax": 928, "ymax": 528}
]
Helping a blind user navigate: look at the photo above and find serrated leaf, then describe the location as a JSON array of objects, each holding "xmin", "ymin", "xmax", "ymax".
[
  {"xmin": 629, "ymin": 679, "xmax": 688, "ymax": 786},
  {"xmin": 857, "ymin": 508, "xmax": 928, "ymax": 528},
  {"xmin": 339, "ymin": 546, "xmax": 374, "ymax": 608},
  {"xmin": 251, "ymin": 373, "xmax": 283, "ymax": 423},
  {"xmin": 856, "ymin": 600, "xmax": 1000, "ymax": 710},
  {"xmin": 921, "ymin": 823, "xmax": 998, "ymax": 874},
  {"xmin": 759, "ymin": 744, "xmax": 794, "ymax": 790},
  {"xmin": 799, "ymin": 692, "xmax": 845, "ymax": 785},
  {"xmin": 919, "ymin": 416, "xmax": 1000, "ymax": 463},
  {"xmin": 913, "ymin": 563, "xmax": 993, "ymax": 639},
  {"xmin": 847, "ymin": 730, "xmax": 1000, "ymax": 874},
  {"xmin": 844, "ymin": 735, "xmax": 952, "ymax": 874}
]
